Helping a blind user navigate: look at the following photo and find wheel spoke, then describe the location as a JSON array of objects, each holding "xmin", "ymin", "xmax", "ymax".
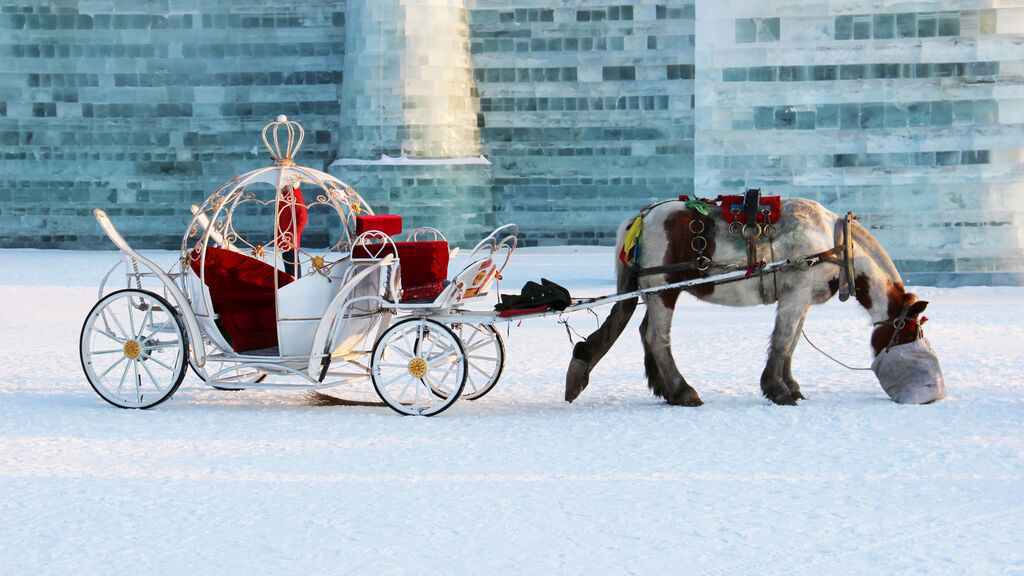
[
  {"xmin": 138, "ymin": 357, "xmax": 165, "ymax": 393},
  {"xmin": 469, "ymin": 360, "xmax": 493, "ymax": 378},
  {"xmin": 105, "ymin": 306, "xmax": 131, "ymax": 341},
  {"xmin": 429, "ymin": 366, "xmax": 460, "ymax": 375},
  {"xmin": 388, "ymin": 343, "xmax": 415, "ymax": 361},
  {"xmin": 421, "ymin": 331, "xmax": 440, "ymax": 359},
  {"xmin": 380, "ymin": 371, "xmax": 409, "ymax": 388},
  {"xmin": 424, "ymin": 341, "xmax": 454, "ymax": 362},
  {"xmin": 413, "ymin": 376, "xmax": 423, "ymax": 411},
  {"xmin": 98, "ymin": 355, "xmax": 128, "ymax": 379},
  {"xmin": 142, "ymin": 316, "xmax": 173, "ymax": 341},
  {"xmin": 463, "ymin": 338, "xmax": 492, "ymax": 354},
  {"xmin": 133, "ymin": 360, "xmax": 142, "ymax": 403},
  {"xmin": 90, "ymin": 348, "xmax": 125, "ymax": 355},
  {"xmin": 139, "ymin": 307, "xmax": 154, "ymax": 340},
  {"xmin": 116, "ymin": 359, "xmax": 131, "ymax": 394},
  {"xmin": 401, "ymin": 331, "xmax": 416, "ymax": 357},
  {"xmin": 140, "ymin": 351, "xmax": 174, "ymax": 371},
  {"xmin": 424, "ymin": 374, "xmax": 449, "ymax": 399},
  {"xmin": 126, "ymin": 296, "xmax": 138, "ymax": 340},
  {"xmin": 94, "ymin": 327, "xmax": 126, "ymax": 345}
]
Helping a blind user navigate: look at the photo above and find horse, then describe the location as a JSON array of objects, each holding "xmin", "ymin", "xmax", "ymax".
[{"xmin": 564, "ymin": 197, "xmax": 939, "ymax": 406}]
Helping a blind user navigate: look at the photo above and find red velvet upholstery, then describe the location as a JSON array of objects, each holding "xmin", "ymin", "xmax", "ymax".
[
  {"xmin": 720, "ymin": 195, "xmax": 782, "ymax": 225},
  {"xmin": 190, "ymin": 246, "xmax": 294, "ymax": 352},
  {"xmin": 356, "ymin": 214, "xmax": 403, "ymax": 236},
  {"xmin": 352, "ymin": 240, "xmax": 449, "ymax": 302},
  {"xmin": 277, "ymin": 187, "xmax": 308, "ymax": 249}
]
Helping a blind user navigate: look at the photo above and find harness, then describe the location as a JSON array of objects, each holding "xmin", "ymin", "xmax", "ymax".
[{"xmin": 628, "ymin": 193, "xmax": 859, "ymax": 304}]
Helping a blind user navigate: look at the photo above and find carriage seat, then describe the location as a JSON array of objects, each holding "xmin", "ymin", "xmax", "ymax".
[
  {"xmin": 353, "ymin": 215, "xmax": 449, "ymax": 302},
  {"xmin": 352, "ymin": 241, "xmax": 449, "ymax": 302},
  {"xmin": 190, "ymin": 246, "xmax": 294, "ymax": 352}
]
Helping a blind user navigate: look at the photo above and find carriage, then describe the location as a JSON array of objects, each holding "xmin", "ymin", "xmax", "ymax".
[
  {"xmin": 79, "ymin": 116, "xmax": 518, "ymax": 416},
  {"xmin": 80, "ymin": 116, "xmax": 945, "ymax": 414}
]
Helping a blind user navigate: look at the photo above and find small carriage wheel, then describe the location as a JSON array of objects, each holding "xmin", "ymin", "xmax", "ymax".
[
  {"xmin": 371, "ymin": 318, "xmax": 467, "ymax": 416},
  {"xmin": 80, "ymin": 289, "xmax": 188, "ymax": 409},
  {"xmin": 442, "ymin": 324, "xmax": 504, "ymax": 401}
]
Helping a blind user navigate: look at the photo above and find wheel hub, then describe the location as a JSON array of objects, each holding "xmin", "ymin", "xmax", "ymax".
[
  {"xmin": 123, "ymin": 340, "xmax": 141, "ymax": 359},
  {"xmin": 407, "ymin": 358, "xmax": 428, "ymax": 378}
]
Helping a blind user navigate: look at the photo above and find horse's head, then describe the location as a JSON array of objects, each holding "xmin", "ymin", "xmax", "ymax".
[
  {"xmin": 870, "ymin": 296, "xmax": 928, "ymax": 356},
  {"xmin": 869, "ymin": 293, "xmax": 946, "ymax": 404}
]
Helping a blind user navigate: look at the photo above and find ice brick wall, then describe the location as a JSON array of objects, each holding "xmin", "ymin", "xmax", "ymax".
[
  {"xmin": 468, "ymin": 1, "xmax": 696, "ymax": 245},
  {"xmin": 0, "ymin": 1, "xmax": 345, "ymax": 249},
  {"xmin": 695, "ymin": 2, "xmax": 1024, "ymax": 284}
]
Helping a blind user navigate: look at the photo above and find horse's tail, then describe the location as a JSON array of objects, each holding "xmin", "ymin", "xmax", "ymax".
[{"xmin": 565, "ymin": 223, "xmax": 640, "ymax": 402}]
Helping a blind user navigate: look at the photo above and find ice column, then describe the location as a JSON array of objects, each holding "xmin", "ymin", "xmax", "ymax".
[{"xmin": 331, "ymin": 0, "xmax": 493, "ymax": 244}]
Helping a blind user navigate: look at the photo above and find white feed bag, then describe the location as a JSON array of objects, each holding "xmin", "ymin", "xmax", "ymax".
[{"xmin": 871, "ymin": 337, "xmax": 946, "ymax": 404}]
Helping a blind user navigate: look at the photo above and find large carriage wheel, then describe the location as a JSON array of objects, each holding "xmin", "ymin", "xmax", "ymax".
[
  {"xmin": 449, "ymin": 324, "xmax": 505, "ymax": 401},
  {"xmin": 371, "ymin": 318, "xmax": 466, "ymax": 416},
  {"xmin": 80, "ymin": 289, "xmax": 188, "ymax": 409}
]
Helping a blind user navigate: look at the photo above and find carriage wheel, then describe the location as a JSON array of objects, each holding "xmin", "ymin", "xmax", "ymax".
[
  {"xmin": 80, "ymin": 289, "xmax": 188, "ymax": 409},
  {"xmin": 447, "ymin": 324, "xmax": 504, "ymax": 401},
  {"xmin": 370, "ymin": 318, "xmax": 466, "ymax": 416}
]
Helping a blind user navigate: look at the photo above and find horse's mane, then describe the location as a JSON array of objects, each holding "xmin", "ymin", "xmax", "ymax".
[{"xmin": 850, "ymin": 219, "xmax": 904, "ymax": 288}]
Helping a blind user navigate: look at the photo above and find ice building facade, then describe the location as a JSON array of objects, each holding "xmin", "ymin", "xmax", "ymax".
[{"xmin": 1, "ymin": 0, "xmax": 1022, "ymax": 284}]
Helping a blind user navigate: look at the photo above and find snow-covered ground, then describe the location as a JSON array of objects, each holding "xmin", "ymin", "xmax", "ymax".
[{"xmin": 1, "ymin": 247, "xmax": 1022, "ymax": 575}]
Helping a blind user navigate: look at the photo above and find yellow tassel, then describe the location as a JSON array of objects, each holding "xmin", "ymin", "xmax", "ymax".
[{"xmin": 619, "ymin": 216, "xmax": 643, "ymax": 265}]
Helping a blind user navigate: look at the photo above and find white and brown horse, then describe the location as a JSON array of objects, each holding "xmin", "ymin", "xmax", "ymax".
[{"xmin": 565, "ymin": 197, "xmax": 936, "ymax": 406}]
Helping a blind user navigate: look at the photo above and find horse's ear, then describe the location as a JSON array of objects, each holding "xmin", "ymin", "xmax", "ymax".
[{"xmin": 909, "ymin": 300, "xmax": 928, "ymax": 316}]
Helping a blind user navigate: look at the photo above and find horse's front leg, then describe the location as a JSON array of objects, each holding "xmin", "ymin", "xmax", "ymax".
[
  {"xmin": 761, "ymin": 300, "xmax": 811, "ymax": 405},
  {"xmin": 642, "ymin": 293, "xmax": 702, "ymax": 406}
]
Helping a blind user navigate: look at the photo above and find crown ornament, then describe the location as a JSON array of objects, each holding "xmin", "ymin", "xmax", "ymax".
[{"xmin": 262, "ymin": 114, "xmax": 304, "ymax": 166}]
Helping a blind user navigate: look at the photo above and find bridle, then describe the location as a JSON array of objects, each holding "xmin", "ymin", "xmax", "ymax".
[{"xmin": 874, "ymin": 303, "xmax": 924, "ymax": 352}]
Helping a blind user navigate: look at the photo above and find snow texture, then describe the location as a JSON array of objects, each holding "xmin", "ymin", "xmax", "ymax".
[{"xmin": 1, "ymin": 247, "xmax": 1022, "ymax": 575}]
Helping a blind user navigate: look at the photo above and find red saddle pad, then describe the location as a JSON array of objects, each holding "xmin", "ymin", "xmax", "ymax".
[{"xmin": 720, "ymin": 195, "xmax": 781, "ymax": 225}]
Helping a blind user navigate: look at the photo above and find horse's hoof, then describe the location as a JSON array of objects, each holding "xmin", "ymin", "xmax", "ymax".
[
  {"xmin": 667, "ymin": 393, "xmax": 703, "ymax": 407},
  {"xmin": 770, "ymin": 395, "xmax": 798, "ymax": 406},
  {"xmin": 565, "ymin": 358, "xmax": 590, "ymax": 403}
]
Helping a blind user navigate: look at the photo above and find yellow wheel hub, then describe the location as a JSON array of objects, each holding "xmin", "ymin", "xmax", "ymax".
[
  {"xmin": 123, "ymin": 340, "xmax": 141, "ymax": 359},
  {"xmin": 407, "ymin": 358, "xmax": 428, "ymax": 378}
]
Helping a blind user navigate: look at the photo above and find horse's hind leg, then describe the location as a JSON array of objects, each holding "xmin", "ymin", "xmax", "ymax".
[
  {"xmin": 641, "ymin": 293, "xmax": 702, "ymax": 406},
  {"xmin": 781, "ymin": 310, "xmax": 810, "ymax": 400},
  {"xmin": 761, "ymin": 300, "xmax": 811, "ymax": 405},
  {"xmin": 639, "ymin": 312, "xmax": 666, "ymax": 397}
]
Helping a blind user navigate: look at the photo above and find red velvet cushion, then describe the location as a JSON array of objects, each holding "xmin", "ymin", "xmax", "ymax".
[
  {"xmin": 356, "ymin": 214, "xmax": 403, "ymax": 236},
  {"xmin": 720, "ymin": 195, "xmax": 782, "ymax": 225},
  {"xmin": 190, "ymin": 247, "xmax": 294, "ymax": 352},
  {"xmin": 352, "ymin": 240, "xmax": 449, "ymax": 302}
]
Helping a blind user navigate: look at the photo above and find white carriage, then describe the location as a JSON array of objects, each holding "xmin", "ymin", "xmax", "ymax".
[{"xmin": 79, "ymin": 116, "xmax": 517, "ymax": 416}]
